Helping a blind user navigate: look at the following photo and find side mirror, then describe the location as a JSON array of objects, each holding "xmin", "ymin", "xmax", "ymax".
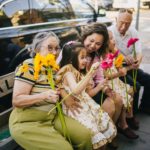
[{"xmin": 98, "ymin": 7, "xmax": 106, "ymax": 17}]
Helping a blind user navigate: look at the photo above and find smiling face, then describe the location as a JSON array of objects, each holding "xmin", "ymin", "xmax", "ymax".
[
  {"xmin": 78, "ymin": 48, "xmax": 87, "ymax": 70},
  {"xmin": 116, "ymin": 12, "xmax": 132, "ymax": 35},
  {"xmin": 83, "ymin": 33, "xmax": 104, "ymax": 54},
  {"xmin": 39, "ymin": 36, "xmax": 60, "ymax": 56}
]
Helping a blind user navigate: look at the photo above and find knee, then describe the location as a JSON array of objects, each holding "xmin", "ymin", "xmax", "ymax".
[
  {"xmin": 75, "ymin": 128, "xmax": 92, "ymax": 150},
  {"xmin": 71, "ymin": 125, "xmax": 92, "ymax": 150},
  {"xmin": 59, "ymin": 141, "xmax": 73, "ymax": 150},
  {"xmin": 78, "ymin": 128, "xmax": 91, "ymax": 142},
  {"xmin": 103, "ymin": 98, "xmax": 116, "ymax": 117},
  {"xmin": 114, "ymin": 94, "xmax": 123, "ymax": 108},
  {"xmin": 108, "ymin": 102, "xmax": 116, "ymax": 117}
]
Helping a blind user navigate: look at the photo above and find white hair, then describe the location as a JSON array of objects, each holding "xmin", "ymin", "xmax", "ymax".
[{"xmin": 30, "ymin": 31, "xmax": 60, "ymax": 57}]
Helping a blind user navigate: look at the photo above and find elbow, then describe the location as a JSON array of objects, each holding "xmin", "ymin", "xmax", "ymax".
[
  {"xmin": 87, "ymin": 91, "xmax": 95, "ymax": 97},
  {"xmin": 12, "ymin": 99, "xmax": 20, "ymax": 108},
  {"xmin": 12, "ymin": 97, "xmax": 23, "ymax": 108}
]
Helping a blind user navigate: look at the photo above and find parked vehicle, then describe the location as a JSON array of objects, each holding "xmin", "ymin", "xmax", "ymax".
[
  {"xmin": 0, "ymin": 0, "xmax": 112, "ymax": 149},
  {"xmin": 142, "ymin": 0, "xmax": 150, "ymax": 8}
]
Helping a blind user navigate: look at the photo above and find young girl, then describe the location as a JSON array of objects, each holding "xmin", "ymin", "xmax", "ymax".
[
  {"xmin": 106, "ymin": 31, "xmax": 133, "ymax": 109},
  {"xmin": 106, "ymin": 31, "xmax": 139, "ymax": 136},
  {"xmin": 56, "ymin": 42, "xmax": 116, "ymax": 150}
]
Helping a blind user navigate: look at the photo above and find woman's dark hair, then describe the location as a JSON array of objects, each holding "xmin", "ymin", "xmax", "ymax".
[
  {"xmin": 81, "ymin": 22, "xmax": 109, "ymax": 57},
  {"xmin": 60, "ymin": 41, "xmax": 86, "ymax": 73}
]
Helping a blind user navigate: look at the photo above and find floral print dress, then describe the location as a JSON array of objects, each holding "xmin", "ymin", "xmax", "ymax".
[
  {"xmin": 56, "ymin": 64, "xmax": 117, "ymax": 149},
  {"xmin": 105, "ymin": 65, "xmax": 133, "ymax": 109}
]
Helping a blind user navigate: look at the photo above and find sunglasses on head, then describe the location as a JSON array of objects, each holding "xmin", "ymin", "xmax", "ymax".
[{"xmin": 119, "ymin": 8, "xmax": 133, "ymax": 14}]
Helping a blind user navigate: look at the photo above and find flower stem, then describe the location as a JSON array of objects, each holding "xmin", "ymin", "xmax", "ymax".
[
  {"xmin": 109, "ymin": 69, "xmax": 114, "ymax": 90},
  {"xmin": 132, "ymin": 69, "xmax": 137, "ymax": 92},
  {"xmin": 124, "ymin": 76, "xmax": 131, "ymax": 112},
  {"xmin": 47, "ymin": 68, "xmax": 71, "ymax": 142},
  {"xmin": 99, "ymin": 91, "xmax": 103, "ymax": 118},
  {"xmin": 134, "ymin": 69, "xmax": 137, "ymax": 92},
  {"xmin": 133, "ymin": 44, "xmax": 137, "ymax": 59}
]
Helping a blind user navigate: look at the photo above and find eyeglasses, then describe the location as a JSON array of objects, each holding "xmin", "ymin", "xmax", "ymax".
[
  {"xmin": 119, "ymin": 8, "xmax": 133, "ymax": 15},
  {"xmin": 47, "ymin": 45, "xmax": 60, "ymax": 53}
]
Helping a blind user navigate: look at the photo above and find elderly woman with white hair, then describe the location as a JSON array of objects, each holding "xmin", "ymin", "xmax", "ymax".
[{"xmin": 9, "ymin": 31, "xmax": 92, "ymax": 150}]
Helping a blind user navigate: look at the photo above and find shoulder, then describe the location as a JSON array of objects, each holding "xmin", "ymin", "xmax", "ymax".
[
  {"xmin": 15, "ymin": 58, "xmax": 35, "ymax": 84},
  {"xmin": 23, "ymin": 58, "xmax": 34, "ymax": 65},
  {"xmin": 56, "ymin": 64, "xmax": 81, "ymax": 84},
  {"xmin": 128, "ymin": 27, "xmax": 138, "ymax": 36},
  {"xmin": 57, "ymin": 64, "xmax": 73, "ymax": 75},
  {"xmin": 55, "ymin": 64, "xmax": 73, "ymax": 83},
  {"xmin": 15, "ymin": 58, "xmax": 34, "ymax": 74}
]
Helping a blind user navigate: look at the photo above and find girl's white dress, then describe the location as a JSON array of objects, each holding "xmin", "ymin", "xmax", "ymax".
[
  {"xmin": 56, "ymin": 64, "xmax": 117, "ymax": 149},
  {"xmin": 106, "ymin": 66, "xmax": 133, "ymax": 108}
]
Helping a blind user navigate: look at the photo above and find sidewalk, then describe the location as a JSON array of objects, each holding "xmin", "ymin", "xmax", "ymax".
[
  {"xmin": 117, "ymin": 64, "xmax": 150, "ymax": 150},
  {"xmin": 117, "ymin": 113, "xmax": 150, "ymax": 150}
]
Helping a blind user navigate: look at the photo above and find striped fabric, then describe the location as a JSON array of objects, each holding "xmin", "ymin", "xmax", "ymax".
[{"xmin": 15, "ymin": 58, "xmax": 56, "ymax": 112}]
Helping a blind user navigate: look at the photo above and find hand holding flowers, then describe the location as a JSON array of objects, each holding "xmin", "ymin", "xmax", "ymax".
[
  {"xmin": 127, "ymin": 38, "xmax": 139, "ymax": 92},
  {"xmin": 118, "ymin": 67, "xmax": 127, "ymax": 77},
  {"xmin": 42, "ymin": 89, "xmax": 60, "ymax": 103}
]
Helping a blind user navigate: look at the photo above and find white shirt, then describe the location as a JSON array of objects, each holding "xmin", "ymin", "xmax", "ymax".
[{"xmin": 108, "ymin": 24, "xmax": 142, "ymax": 56}]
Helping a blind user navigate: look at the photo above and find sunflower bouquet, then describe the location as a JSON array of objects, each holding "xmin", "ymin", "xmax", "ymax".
[{"xmin": 33, "ymin": 53, "xmax": 70, "ymax": 140}]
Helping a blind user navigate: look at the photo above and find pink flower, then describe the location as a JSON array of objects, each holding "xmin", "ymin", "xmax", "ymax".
[
  {"xmin": 106, "ymin": 53, "xmax": 114, "ymax": 60},
  {"xmin": 101, "ymin": 58, "xmax": 113, "ymax": 70},
  {"xmin": 127, "ymin": 38, "xmax": 139, "ymax": 48},
  {"xmin": 113, "ymin": 50, "xmax": 120, "ymax": 58},
  {"xmin": 106, "ymin": 50, "xmax": 120, "ymax": 60}
]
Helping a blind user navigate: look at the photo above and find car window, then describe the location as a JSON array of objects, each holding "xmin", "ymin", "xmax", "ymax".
[
  {"xmin": 0, "ymin": 0, "xmax": 76, "ymax": 27},
  {"xmin": 29, "ymin": 0, "xmax": 75, "ymax": 22},
  {"xmin": 0, "ymin": 0, "xmax": 95, "ymax": 28},
  {"xmin": 69, "ymin": 0, "xmax": 94, "ymax": 18}
]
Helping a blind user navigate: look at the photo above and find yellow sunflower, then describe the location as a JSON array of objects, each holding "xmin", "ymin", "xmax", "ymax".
[{"xmin": 114, "ymin": 54, "xmax": 124, "ymax": 68}]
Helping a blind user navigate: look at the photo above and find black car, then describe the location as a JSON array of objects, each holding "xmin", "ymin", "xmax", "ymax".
[{"xmin": 0, "ymin": 0, "xmax": 112, "ymax": 149}]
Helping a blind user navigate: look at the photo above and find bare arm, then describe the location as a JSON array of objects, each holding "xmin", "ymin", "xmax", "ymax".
[
  {"xmin": 13, "ymin": 80, "xmax": 59, "ymax": 108},
  {"xmin": 87, "ymin": 79, "xmax": 107, "ymax": 97},
  {"xmin": 106, "ymin": 67, "xmax": 127, "ymax": 79},
  {"xmin": 105, "ymin": 71, "xmax": 120, "ymax": 80},
  {"xmin": 64, "ymin": 62, "xmax": 99, "ymax": 95},
  {"xmin": 64, "ymin": 71, "xmax": 93, "ymax": 95}
]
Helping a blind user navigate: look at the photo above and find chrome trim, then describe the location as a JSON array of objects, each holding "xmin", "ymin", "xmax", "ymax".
[{"xmin": 0, "ymin": 18, "xmax": 91, "ymax": 31}]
